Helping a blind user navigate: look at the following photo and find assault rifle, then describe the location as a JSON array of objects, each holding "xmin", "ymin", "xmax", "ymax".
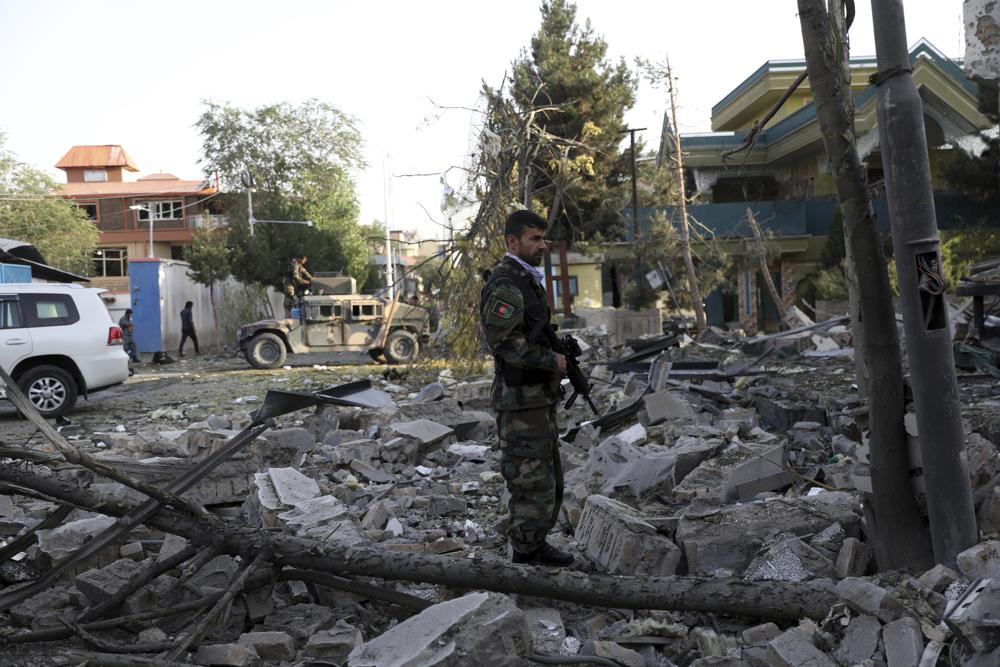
[{"xmin": 542, "ymin": 324, "xmax": 600, "ymax": 415}]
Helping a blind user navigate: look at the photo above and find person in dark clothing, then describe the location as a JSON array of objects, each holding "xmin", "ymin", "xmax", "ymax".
[{"xmin": 179, "ymin": 301, "xmax": 200, "ymax": 356}]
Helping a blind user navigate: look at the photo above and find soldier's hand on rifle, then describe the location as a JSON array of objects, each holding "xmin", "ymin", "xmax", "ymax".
[{"xmin": 554, "ymin": 353, "xmax": 567, "ymax": 376}]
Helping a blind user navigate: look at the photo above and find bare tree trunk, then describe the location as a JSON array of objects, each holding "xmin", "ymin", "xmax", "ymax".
[
  {"xmin": 746, "ymin": 210, "xmax": 786, "ymax": 322},
  {"xmin": 798, "ymin": 0, "xmax": 932, "ymax": 570},
  {"xmin": 0, "ymin": 466, "xmax": 839, "ymax": 622},
  {"xmin": 667, "ymin": 58, "xmax": 706, "ymax": 331}
]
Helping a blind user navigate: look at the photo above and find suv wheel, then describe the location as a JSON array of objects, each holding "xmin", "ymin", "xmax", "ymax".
[
  {"xmin": 385, "ymin": 329, "xmax": 419, "ymax": 365},
  {"xmin": 19, "ymin": 366, "xmax": 78, "ymax": 417},
  {"xmin": 247, "ymin": 333, "xmax": 287, "ymax": 369}
]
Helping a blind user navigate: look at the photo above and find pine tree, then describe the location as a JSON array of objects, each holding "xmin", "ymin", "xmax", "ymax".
[{"xmin": 511, "ymin": 0, "xmax": 637, "ymax": 243}]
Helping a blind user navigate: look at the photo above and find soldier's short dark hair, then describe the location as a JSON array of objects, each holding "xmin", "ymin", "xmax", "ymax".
[{"xmin": 504, "ymin": 210, "xmax": 547, "ymax": 238}]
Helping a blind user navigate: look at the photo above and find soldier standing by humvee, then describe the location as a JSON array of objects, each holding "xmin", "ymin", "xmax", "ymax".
[
  {"xmin": 479, "ymin": 210, "xmax": 573, "ymax": 567},
  {"xmin": 283, "ymin": 253, "xmax": 313, "ymax": 317}
]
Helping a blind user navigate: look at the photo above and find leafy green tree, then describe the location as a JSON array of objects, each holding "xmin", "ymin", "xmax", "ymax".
[
  {"xmin": 0, "ymin": 134, "xmax": 98, "ymax": 276},
  {"xmin": 185, "ymin": 224, "xmax": 231, "ymax": 336},
  {"xmin": 939, "ymin": 82, "xmax": 998, "ymax": 201},
  {"xmin": 511, "ymin": 0, "xmax": 637, "ymax": 243},
  {"xmin": 195, "ymin": 100, "xmax": 372, "ymax": 288}
]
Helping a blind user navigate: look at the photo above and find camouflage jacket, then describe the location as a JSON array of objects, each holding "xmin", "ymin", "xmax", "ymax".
[{"xmin": 480, "ymin": 256, "xmax": 560, "ymax": 411}]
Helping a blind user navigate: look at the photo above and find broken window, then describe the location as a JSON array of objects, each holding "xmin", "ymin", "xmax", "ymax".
[{"xmin": 92, "ymin": 247, "xmax": 128, "ymax": 278}]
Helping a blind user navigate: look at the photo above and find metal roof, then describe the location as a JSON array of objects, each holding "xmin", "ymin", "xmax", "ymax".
[
  {"xmin": 59, "ymin": 178, "xmax": 215, "ymax": 197},
  {"xmin": 56, "ymin": 145, "xmax": 139, "ymax": 171}
]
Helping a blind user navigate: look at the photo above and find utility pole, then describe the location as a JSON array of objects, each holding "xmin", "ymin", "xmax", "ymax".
[
  {"xmin": 382, "ymin": 152, "xmax": 395, "ymax": 299},
  {"xmin": 243, "ymin": 172, "xmax": 256, "ymax": 237},
  {"xmin": 664, "ymin": 60, "xmax": 706, "ymax": 331},
  {"xmin": 622, "ymin": 127, "xmax": 646, "ymax": 308},
  {"xmin": 871, "ymin": 0, "xmax": 977, "ymax": 566}
]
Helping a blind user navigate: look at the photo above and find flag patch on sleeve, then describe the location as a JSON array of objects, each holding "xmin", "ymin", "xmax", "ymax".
[{"xmin": 491, "ymin": 299, "xmax": 515, "ymax": 319}]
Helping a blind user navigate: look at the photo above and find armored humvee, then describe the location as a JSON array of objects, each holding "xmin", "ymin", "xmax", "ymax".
[{"xmin": 236, "ymin": 274, "xmax": 430, "ymax": 369}]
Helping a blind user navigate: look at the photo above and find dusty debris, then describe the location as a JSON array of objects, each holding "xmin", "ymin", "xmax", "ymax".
[{"xmin": 1, "ymin": 323, "xmax": 1000, "ymax": 666}]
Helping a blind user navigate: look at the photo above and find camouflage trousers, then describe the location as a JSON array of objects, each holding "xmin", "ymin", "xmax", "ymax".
[{"xmin": 497, "ymin": 404, "xmax": 563, "ymax": 555}]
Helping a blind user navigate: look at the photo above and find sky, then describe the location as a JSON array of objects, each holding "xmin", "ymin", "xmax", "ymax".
[{"xmin": 0, "ymin": 0, "xmax": 970, "ymax": 242}]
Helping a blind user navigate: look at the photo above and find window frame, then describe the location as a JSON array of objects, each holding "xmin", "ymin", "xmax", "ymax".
[
  {"xmin": 83, "ymin": 169, "xmax": 107, "ymax": 183},
  {"xmin": 551, "ymin": 275, "xmax": 579, "ymax": 299},
  {"xmin": 20, "ymin": 293, "xmax": 80, "ymax": 328},
  {"xmin": 0, "ymin": 296, "xmax": 24, "ymax": 330},
  {"xmin": 136, "ymin": 200, "xmax": 184, "ymax": 222},
  {"xmin": 75, "ymin": 202, "xmax": 99, "ymax": 222},
  {"xmin": 92, "ymin": 247, "xmax": 129, "ymax": 278}
]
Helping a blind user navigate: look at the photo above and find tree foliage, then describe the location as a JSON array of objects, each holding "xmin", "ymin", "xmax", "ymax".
[
  {"xmin": 0, "ymin": 134, "xmax": 98, "ymax": 276},
  {"xmin": 511, "ymin": 0, "xmax": 637, "ymax": 243},
  {"xmin": 939, "ymin": 81, "xmax": 999, "ymax": 202},
  {"xmin": 195, "ymin": 100, "xmax": 373, "ymax": 289}
]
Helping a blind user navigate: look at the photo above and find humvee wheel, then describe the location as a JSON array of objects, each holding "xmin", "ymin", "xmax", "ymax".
[
  {"xmin": 384, "ymin": 329, "xmax": 419, "ymax": 364},
  {"xmin": 247, "ymin": 333, "xmax": 287, "ymax": 369}
]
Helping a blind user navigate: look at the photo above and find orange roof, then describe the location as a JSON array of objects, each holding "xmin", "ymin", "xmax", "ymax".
[
  {"xmin": 56, "ymin": 145, "xmax": 139, "ymax": 171},
  {"xmin": 59, "ymin": 178, "xmax": 215, "ymax": 197}
]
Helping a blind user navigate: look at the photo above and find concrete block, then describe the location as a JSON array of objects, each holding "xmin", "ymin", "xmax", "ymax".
[
  {"xmin": 348, "ymin": 592, "xmax": 532, "ymax": 667},
  {"xmin": 833, "ymin": 614, "xmax": 881, "ymax": 665},
  {"xmin": 361, "ymin": 499, "xmax": 392, "ymax": 530},
  {"xmin": 835, "ymin": 578, "xmax": 907, "ymax": 623},
  {"xmin": 957, "ymin": 540, "xmax": 1000, "ymax": 579},
  {"xmin": 723, "ymin": 443, "xmax": 796, "ymax": 501},
  {"xmin": 766, "ymin": 626, "xmax": 837, "ymax": 667},
  {"xmin": 305, "ymin": 620, "xmax": 363, "ymax": 660},
  {"xmin": 427, "ymin": 495, "xmax": 467, "ymax": 517},
  {"xmin": 918, "ymin": 563, "xmax": 959, "ymax": 593},
  {"xmin": 835, "ymin": 537, "xmax": 872, "ymax": 578},
  {"xmin": 883, "ymin": 616, "xmax": 924, "ymax": 667},
  {"xmin": 119, "ymin": 542, "xmax": 144, "ymax": 561},
  {"xmin": 644, "ymin": 390, "xmax": 696, "ymax": 425},
  {"xmin": 195, "ymin": 643, "xmax": 260, "ymax": 666},
  {"xmin": 741, "ymin": 622, "xmax": 780, "ymax": 646},
  {"xmin": 447, "ymin": 443, "xmax": 491, "ymax": 461},
  {"xmin": 74, "ymin": 558, "xmax": 145, "ymax": 605},
  {"xmin": 576, "ymin": 495, "xmax": 680, "ymax": 576},
  {"xmin": 616, "ymin": 423, "xmax": 647, "ymax": 447},
  {"xmin": 238, "ymin": 631, "xmax": 296, "ymax": 661}
]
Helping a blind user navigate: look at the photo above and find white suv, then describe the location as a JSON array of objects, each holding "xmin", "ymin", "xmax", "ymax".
[{"xmin": 0, "ymin": 284, "xmax": 129, "ymax": 417}]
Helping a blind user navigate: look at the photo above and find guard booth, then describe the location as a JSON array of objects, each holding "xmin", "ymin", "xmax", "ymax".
[{"xmin": 128, "ymin": 258, "xmax": 217, "ymax": 354}]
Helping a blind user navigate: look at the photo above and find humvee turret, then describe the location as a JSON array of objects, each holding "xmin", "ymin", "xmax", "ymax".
[{"xmin": 236, "ymin": 274, "xmax": 429, "ymax": 369}]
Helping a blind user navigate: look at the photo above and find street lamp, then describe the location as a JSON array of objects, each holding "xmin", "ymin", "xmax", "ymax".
[{"xmin": 128, "ymin": 204, "xmax": 155, "ymax": 258}]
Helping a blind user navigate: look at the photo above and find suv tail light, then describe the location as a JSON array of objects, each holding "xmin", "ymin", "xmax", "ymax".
[{"xmin": 107, "ymin": 326, "xmax": 124, "ymax": 346}]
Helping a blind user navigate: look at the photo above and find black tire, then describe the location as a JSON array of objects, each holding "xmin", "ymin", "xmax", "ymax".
[
  {"xmin": 18, "ymin": 365, "xmax": 78, "ymax": 418},
  {"xmin": 246, "ymin": 333, "xmax": 287, "ymax": 369},
  {"xmin": 384, "ymin": 329, "xmax": 419, "ymax": 365}
]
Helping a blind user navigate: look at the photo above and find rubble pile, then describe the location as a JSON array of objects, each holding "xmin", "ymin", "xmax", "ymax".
[{"xmin": 0, "ymin": 323, "xmax": 999, "ymax": 666}]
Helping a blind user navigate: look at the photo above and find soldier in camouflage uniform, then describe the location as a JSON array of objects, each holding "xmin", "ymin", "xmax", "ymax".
[
  {"xmin": 480, "ymin": 210, "xmax": 573, "ymax": 566},
  {"xmin": 283, "ymin": 254, "xmax": 313, "ymax": 317}
]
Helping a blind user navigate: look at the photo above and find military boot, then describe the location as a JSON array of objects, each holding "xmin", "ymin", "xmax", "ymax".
[{"xmin": 512, "ymin": 541, "xmax": 574, "ymax": 567}]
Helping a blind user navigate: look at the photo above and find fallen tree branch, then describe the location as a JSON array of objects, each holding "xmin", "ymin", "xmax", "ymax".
[
  {"xmin": 0, "ymin": 466, "xmax": 840, "ymax": 622},
  {"xmin": 0, "ymin": 503, "xmax": 73, "ymax": 565},
  {"xmin": 61, "ymin": 617, "xmax": 172, "ymax": 654},
  {"xmin": 277, "ymin": 567, "xmax": 433, "ymax": 611}
]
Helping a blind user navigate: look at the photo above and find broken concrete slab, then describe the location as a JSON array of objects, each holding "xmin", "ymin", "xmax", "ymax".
[
  {"xmin": 834, "ymin": 537, "xmax": 872, "ymax": 578},
  {"xmin": 883, "ymin": 616, "xmax": 924, "ymax": 667},
  {"xmin": 262, "ymin": 603, "xmax": 335, "ymax": 643},
  {"xmin": 644, "ymin": 390, "xmax": 697, "ymax": 425},
  {"xmin": 918, "ymin": 564, "xmax": 959, "ymax": 594},
  {"xmin": 676, "ymin": 492, "xmax": 861, "ymax": 576},
  {"xmin": 833, "ymin": 614, "xmax": 881, "ymax": 665},
  {"xmin": 722, "ymin": 442, "xmax": 796, "ymax": 501},
  {"xmin": 350, "ymin": 459, "xmax": 395, "ymax": 484},
  {"xmin": 765, "ymin": 625, "xmax": 837, "ymax": 667},
  {"xmin": 576, "ymin": 494, "xmax": 681, "ymax": 576},
  {"xmin": 347, "ymin": 592, "xmax": 532, "ymax": 667},
  {"xmin": 834, "ymin": 578, "xmax": 907, "ymax": 623},
  {"xmin": 579, "ymin": 640, "xmax": 645, "ymax": 667},
  {"xmin": 277, "ymin": 495, "xmax": 349, "ymax": 533},
  {"xmin": 390, "ymin": 419, "xmax": 454, "ymax": 444},
  {"xmin": 36, "ymin": 516, "xmax": 117, "ymax": 561},
  {"xmin": 268, "ymin": 467, "xmax": 321, "ymax": 507},
  {"xmin": 744, "ymin": 538, "xmax": 836, "ymax": 581}
]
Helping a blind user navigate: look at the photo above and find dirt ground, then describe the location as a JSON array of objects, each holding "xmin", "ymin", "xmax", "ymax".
[{"xmin": 0, "ymin": 350, "xmax": 394, "ymax": 440}]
